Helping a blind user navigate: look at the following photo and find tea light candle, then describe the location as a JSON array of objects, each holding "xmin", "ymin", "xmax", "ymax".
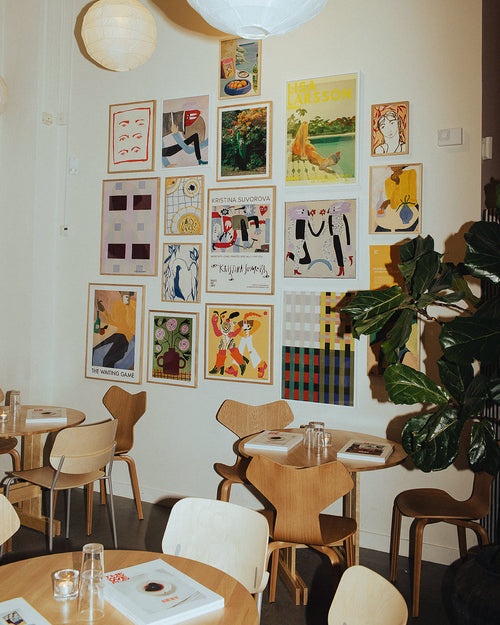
[
  {"xmin": 0, "ymin": 410, "xmax": 7, "ymax": 421},
  {"xmin": 53, "ymin": 569, "xmax": 79, "ymax": 601}
]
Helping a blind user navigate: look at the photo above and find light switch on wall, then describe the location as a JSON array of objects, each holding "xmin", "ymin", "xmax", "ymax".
[{"xmin": 438, "ymin": 127, "xmax": 463, "ymax": 146}]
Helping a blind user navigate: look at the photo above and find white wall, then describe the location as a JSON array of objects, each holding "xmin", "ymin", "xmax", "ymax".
[{"xmin": 0, "ymin": 0, "xmax": 482, "ymax": 565}]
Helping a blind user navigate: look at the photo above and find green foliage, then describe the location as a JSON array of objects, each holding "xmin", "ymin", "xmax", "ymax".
[{"xmin": 342, "ymin": 221, "xmax": 500, "ymax": 475}]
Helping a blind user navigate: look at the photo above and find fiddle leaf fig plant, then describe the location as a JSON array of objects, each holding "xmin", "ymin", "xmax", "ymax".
[{"xmin": 342, "ymin": 221, "xmax": 500, "ymax": 475}]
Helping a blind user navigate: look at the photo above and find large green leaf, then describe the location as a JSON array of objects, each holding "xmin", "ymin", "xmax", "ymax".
[
  {"xmin": 381, "ymin": 309, "xmax": 414, "ymax": 364},
  {"xmin": 468, "ymin": 421, "xmax": 500, "ymax": 474},
  {"xmin": 398, "ymin": 236, "xmax": 436, "ymax": 285},
  {"xmin": 437, "ymin": 358, "xmax": 473, "ymax": 403},
  {"xmin": 439, "ymin": 317, "xmax": 500, "ymax": 364},
  {"xmin": 464, "ymin": 221, "xmax": 500, "ymax": 284},
  {"xmin": 487, "ymin": 377, "xmax": 500, "ymax": 404},
  {"xmin": 429, "ymin": 262, "xmax": 459, "ymax": 293},
  {"xmin": 350, "ymin": 308, "xmax": 398, "ymax": 340},
  {"xmin": 460, "ymin": 374, "xmax": 489, "ymax": 419},
  {"xmin": 411, "ymin": 251, "xmax": 442, "ymax": 298},
  {"xmin": 384, "ymin": 363, "xmax": 451, "ymax": 406},
  {"xmin": 475, "ymin": 295, "xmax": 500, "ymax": 320},
  {"xmin": 452, "ymin": 271, "xmax": 481, "ymax": 307},
  {"xmin": 341, "ymin": 286, "xmax": 407, "ymax": 322}
]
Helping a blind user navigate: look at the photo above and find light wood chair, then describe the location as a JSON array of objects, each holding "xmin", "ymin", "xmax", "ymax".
[
  {"xmin": 214, "ymin": 399, "xmax": 294, "ymax": 502},
  {"xmin": 328, "ymin": 565, "xmax": 408, "ymax": 625},
  {"xmin": 0, "ymin": 388, "xmax": 20, "ymax": 471},
  {"xmin": 3, "ymin": 419, "xmax": 118, "ymax": 552},
  {"xmin": 0, "ymin": 493, "xmax": 20, "ymax": 556},
  {"xmin": 99, "ymin": 385, "xmax": 147, "ymax": 520},
  {"xmin": 390, "ymin": 469, "xmax": 495, "ymax": 617},
  {"xmin": 162, "ymin": 497, "xmax": 270, "ymax": 616},
  {"xmin": 246, "ymin": 455, "xmax": 357, "ymax": 604}
]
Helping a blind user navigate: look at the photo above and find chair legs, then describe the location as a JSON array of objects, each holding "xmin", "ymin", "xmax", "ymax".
[
  {"xmin": 390, "ymin": 503, "xmax": 402, "ymax": 582},
  {"xmin": 9, "ymin": 449, "xmax": 20, "ymax": 471},
  {"xmin": 100, "ymin": 455, "xmax": 143, "ymax": 520},
  {"xmin": 217, "ymin": 478, "xmax": 233, "ymax": 502}
]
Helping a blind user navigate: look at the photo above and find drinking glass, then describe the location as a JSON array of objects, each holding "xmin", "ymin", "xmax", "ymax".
[
  {"xmin": 78, "ymin": 543, "xmax": 105, "ymax": 621},
  {"xmin": 303, "ymin": 423, "xmax": 315, "ymax": 448},
  {"xmin": 312, "ymin": 423, "xmax": 326, "ymax": 451},
  {"xmin": 9, "ymin": 391, "xmax": 20, "ymax": 419},
  {"xmin": 80, "ymin": 543, "xmax": 104, "ymax": 578}
]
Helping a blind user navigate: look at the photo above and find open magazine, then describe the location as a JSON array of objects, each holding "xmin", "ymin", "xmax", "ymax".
[
  {"xmin": 0, "ymin": 597, "xmax": 52, "ymax": 625},
  {"xmin": 25, "ymin": 408, "xmax": 67, "ymax": 424},
  {"xmin": 104, "ymin": 559, "xmax": 224, "ymax": 625},
  {"xmin": 336, "ymin": 439, "xmax": 393, "ymax": 463}
]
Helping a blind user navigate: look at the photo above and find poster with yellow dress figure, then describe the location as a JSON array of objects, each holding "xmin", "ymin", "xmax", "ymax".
[
  {"xmin": 286, "ymin": 73, "xmax": 358, "ymax": 186},
  {"xmin": 369, "ymin": 163, "xmax": 422, "ymax": 233}
]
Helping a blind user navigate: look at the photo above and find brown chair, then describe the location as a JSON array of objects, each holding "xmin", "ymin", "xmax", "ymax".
[
  {"xmin": 214, "ymin": 399, "xmax": 294, "ymax": 502},
  {"xmin": 246, "ymin": 454, "xmax": 357, "ymax": 604},
  {"xmin": 100, "ymin": 385, "xmax": 147, "ymax": 520},
  {"xmin": 0, "ymin": 493, "xmax": 20, "ymax": 558},
  {"xmin": 0, "ymin": 389, "xmax": 20, "ymax": 471},
  {"xmin": 390, "ymin": 470, "xmax": 495, "ymax": 617}
]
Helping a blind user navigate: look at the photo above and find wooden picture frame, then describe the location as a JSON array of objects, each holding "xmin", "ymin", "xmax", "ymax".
[
  {"xmin": 219, "ymin": 37, "xmax": 262, "ymax": 100},
  {"xmin": 147, "ymin": 310, "xmax": 199, "ymax": 387},
  {"xmin": 161, "ymin": 95, "xmax": 209, "ymax": 169},
  {"xmin": 217, "ymin": 101, "xmax": 272, "ymax": 182},
  {"xmin": 162, "ymin": 243, "xmax": 202, "ymax": 303},
  {"xmin": 100, "ymin": 178, "xmax": 160, "ymax": 277},
  {"xmin": 85, "ymin": 284, "xmax": 144, "ymax": 384},
  {"xmin": 369, "ymin": 163, "xmax": 422, "ymax": 234},
  {"xmin": 165, "ymin": 175, "xmax": 204, "ymax": 235},
  {"xmin": 206, "ymin": 186, "xmax": 275, "ymax": 294},
  {"xmin": 108, "ymin": 101, "xmax": 155, "ymax": 174},
  {"xmin": 284, "ymin": 198, "xmax": 356, "ymax": 278},
  {"xmin": 286, "ymin": 73, "xmax": 358, "ymax": 186},
  {"xmin": 205, "ymin": 303, "xmax": 273, "ymax": 384},
  {"xmin": 371, "ymin": 101, "xmax": 409, "ymax": 157}
]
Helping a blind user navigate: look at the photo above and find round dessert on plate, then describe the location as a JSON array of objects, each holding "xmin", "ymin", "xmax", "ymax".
[
  {"xmin": 237, "ymin": 70, "xmax": 249, "ymax": 79},
  {"xmin": 224, "ymin": 79, "xmax": 251, "ymax": 96}
]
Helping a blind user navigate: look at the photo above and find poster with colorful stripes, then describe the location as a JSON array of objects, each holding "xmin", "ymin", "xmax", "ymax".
[{"xmin": 281, "ymin": 291, "xmax": 354, "ymax": 406}]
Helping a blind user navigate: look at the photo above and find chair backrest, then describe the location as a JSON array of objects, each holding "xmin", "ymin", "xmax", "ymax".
[
  {"xmin": 328, "ymin": 565, "xmax": 408, "ymax": 625},
  {"xmin": 0, "ymin": 494, "xmax": 20, "ymax": 545},
  {"xmin": 50, "ymin": 419, "xmax": 118, "ymax": 474},
  {"xmin": 246, "ymin": 455, "xmax": 354, "ymax": 544},
  {"xmin": 0, "ymin": 388, "xmax": 4, "ymax": 404},
  {"xmin": 464, "ymin": 469, "xmax": 496, "ymax": 519},
  {"xmin": 162, "ymin": 497, "xmax": 270, "ymax": 594},
  {"xmin": 216, "ymin": 399, "xmax": 294, "ymax": 439},
  {"xmin": 103, "ymin": 385, "xmax": 146, "ymax": 454}
]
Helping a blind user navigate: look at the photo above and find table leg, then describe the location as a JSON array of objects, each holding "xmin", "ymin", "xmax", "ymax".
[
  {"xmin": 277, "ymin": 546, "xmax": 307, "ymax": 605},
  {"xmin": 343, "ymin": 471, "xmax": 360, "ymax": 564}
]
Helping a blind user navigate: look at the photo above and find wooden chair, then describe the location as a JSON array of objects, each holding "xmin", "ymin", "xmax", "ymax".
[
  {"xmin": 162, "ymin": 497, "xmax": 270, "ymax": 616},
  {"xmin": 0, "ymin": 493, "xmax": 20, "ymax": 557},
  {"xmin": 328, "ymin": 565, "xmax": 408, "ymax": 625},
  {"xmin": 214, "ymin": 399, "xmax": 294, "ymax": 502},
  {"xmin": 3, "ymin": 419, "xmax": 118, "ymax": 552},
  {"xmin": 390, "ymin": 470, "xmax": 495, "ymax": 617},
  {"xmin": 0, "ymin": 388, "xmax": 20, "ymax": 471},
  {"xmin": 246, "ymin": 455, "xmax": 357, "ymax": 604},
  {"xmin": 100, "ymin": 385, "xmax": 147, "ymax": 520}
]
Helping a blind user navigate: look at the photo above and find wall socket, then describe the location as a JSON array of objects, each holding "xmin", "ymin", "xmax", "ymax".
[{"xmin": 42, "ymin": 112, "xmax": 53, "ymax": 126}]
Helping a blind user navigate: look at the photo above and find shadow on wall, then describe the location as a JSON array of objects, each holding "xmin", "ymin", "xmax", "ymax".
[{"xmin": 151, "ymin": 0, "xmax": 227, "ymax": 38}]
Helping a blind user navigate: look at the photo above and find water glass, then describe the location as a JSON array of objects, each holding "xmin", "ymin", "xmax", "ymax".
[
  {"xmin": 80, "ymin": 543, "xmax": 104, "ymax": 578},
  {"xmin": 52, "ymin": 569, "xmax": 79, "ymax": 601},
  {"xmin": 312, "ymin": 423, "xmax": 326, "ymax": 451},
  {"xmin": 303, "ymin": 424, "xmax": 315, "ymax": 448},
  {"xmin": 9, "ymin": 391, "xmax": 20, "ymax": 419},
  {"xmin": 78, "ymin": 570, "xmax": 104, "ymax": 621}
]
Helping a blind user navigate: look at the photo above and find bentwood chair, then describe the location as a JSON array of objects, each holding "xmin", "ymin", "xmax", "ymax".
[
  {"xmin": 0, "ymin": 493, "xmax": 20, "ymax": 558},
  {"xmin": 214, "ymin": 399, "xmax": 294, "ymax": 502},
  {"xmin": 3, "ymin": 419, "xmax": 118, "ymax": 552},
  {"xmin": 0, "ymin": 389, "xmax": 20, "ymax": 471},
  {"xmin": 390, "ymin": 468, "xmax": 496, "ymax": 617},
  {"xmin": 246, "ymin": 455, "xmax": 357, "ymax": 604},
  {"xmin": 162, "ymin": 497, "xmax": 270, "ymax": 616},
  {"xmin": 328, "ymin": 565, "xmax": 408, "ymax": 625}
]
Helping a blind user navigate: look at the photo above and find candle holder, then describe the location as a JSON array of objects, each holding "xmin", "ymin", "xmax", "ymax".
[{"xmin": 53, "ymin": 569, "xmax": 79, "ymax": 601}]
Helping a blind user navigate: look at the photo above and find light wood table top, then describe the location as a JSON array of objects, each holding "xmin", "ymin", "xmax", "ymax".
[
  {"xmin": 0, "ymin": 405, "xmax": 85, "ymax": 437},
  {"xmin": 0, "ymin": 550, "xmax": 259, "ymax": 625}
]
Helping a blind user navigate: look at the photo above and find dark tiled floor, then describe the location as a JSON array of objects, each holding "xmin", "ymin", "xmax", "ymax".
[{"xmin": 3, "ymin": 491, "xmax": 457, "ymax": 624}]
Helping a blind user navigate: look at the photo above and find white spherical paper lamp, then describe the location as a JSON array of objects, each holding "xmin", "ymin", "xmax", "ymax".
[
  {"xmin": 186, "ymin": 0, "xmax": 328, "ymax": 39},
  {"xmin": 82, "ymin": 0, "xmax": 157, "ymax": 71},
  {"xmin": 0, "ymin": 76, "xmax": 8, "ymax": 114}
]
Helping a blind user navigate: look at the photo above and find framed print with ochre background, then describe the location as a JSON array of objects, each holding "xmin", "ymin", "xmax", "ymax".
[
  {"xmin": 219, "ymin": 36, "xmax": 261, "ymax": 100},
  {"xmin": 86, "ymin": 284, "xmax": 144, "ymax": 384},
  {"xmin": 165, "ymin": 175, "xmax": 204, "ymax": 235},
  {"xmin": 286, "ymin": 73, "xmax": 358, "ymax": 186},
  {"xmin": 100, "ymin": 178, "xmax": 160, "ymax": 276},
  {"xmin": 108, "ymin": 101, "xmax": 155, "ymax": 174},
  {"xmin": 206, "ymin": 186, "xmax": 275, "ymax": 294}
]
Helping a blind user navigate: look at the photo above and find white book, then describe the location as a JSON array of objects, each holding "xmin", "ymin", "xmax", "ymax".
[
  {"xmin": 26, "ymin": 408, "xmax": 67, "ymax": 424},
  {"xmin": 0, "ymin": 597, "xmax": 52, "ymax": 625},
  {"xmin": 336, "ymin": 439, "xmax": 394, "ymax": 463},
  {"xmin": 104, "ymin": 559, "xmax": 224, "ymax": 625},
  {"xmin": 243, "ymin": 430, "xmax": 303, "ymax": 453}
]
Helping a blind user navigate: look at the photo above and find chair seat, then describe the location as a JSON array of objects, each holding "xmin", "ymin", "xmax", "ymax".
[
  {"xmin": 0, "ymin": 438, "xmax": 18, "ymax": 453},
  {"xmin": 396, "ymin": 488, "xmax": 482, "ymax": 520},
  {"xmin": 11, "ymin": 467, "xmax": 105, "ymax": 490}
]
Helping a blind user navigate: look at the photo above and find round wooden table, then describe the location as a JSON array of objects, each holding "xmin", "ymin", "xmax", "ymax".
[
  {"xmin": 0, "ymin": 405, "xmax": 85, "ymax": 535},
  {"xmin": 0, "ymin": 550, "xmax": 259, "ymax": 625}
]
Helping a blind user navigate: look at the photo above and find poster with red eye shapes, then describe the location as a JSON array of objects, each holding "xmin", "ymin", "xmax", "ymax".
[{"xmin": 108, "ymin": 100, "xmax": 156, "ymax": 174}]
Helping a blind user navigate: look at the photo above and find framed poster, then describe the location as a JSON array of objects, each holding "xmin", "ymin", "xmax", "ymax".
[
  {"xmin": 165, "ymin": 175, "xmax": 204, "ymax": 235},
  {"xmin": 219, "ymin": 37, "xmax": 261, "ymax": 99},
  {"xmin": 162, "ymin": 95, "xmax": 209, "ymax": 169},
  {"xmin": 369, "ymin": 163, "xmax": 422, "ymax": 234},
  {"xmin": 147, "ymin": 310, "xmax": 199, "ymax": 387},
  {"xmin": 108, "ymin": 101, "xmax": 155, "ymax": 174},
  {"xmin": 284, "ymin": 199, "xmax": 356, "ymax": 278},
  {"xmin": 371, "ymin": 101, "xmax": 409, "ymax": 156},
  {"xmin": 100, "ymin": 178, "xmax": 160, "ymax": 276},
  {"xmin": 282, "ymin": 291, "xmax": 354, "ymax": 406},
  {"xmin": 206, "ymin": 186, "xmax": 275, "ymax": 294},
  {"xmin": 286, "ymin": 73, "xmax": 358, "ymax": 186},
  {"xmin": 86, "ymin": 284, "xmax": 144, "ymax": 384},
  {"xmin": 205, "ymin": 304, "xmax": 273, "ymax": 384},
  {"xmin": 162, "ymin": 243, "xmax": 202, "ymax": 303},
  {"xmin": 217, "ymin": 101, "xmax": 272, "ymax": 182}
]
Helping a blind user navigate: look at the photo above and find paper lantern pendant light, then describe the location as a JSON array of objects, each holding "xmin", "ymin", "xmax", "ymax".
[
  {"xmin": 186, "ymin": 0, "xmax": 328, "ymax": 39},
  {"xmin": 82, "ymin": 0, "xmax": 157, "ymax": 71},
  {"xmin": 0, "ymin": 76, "xmax": 8, "ymax": 114}
]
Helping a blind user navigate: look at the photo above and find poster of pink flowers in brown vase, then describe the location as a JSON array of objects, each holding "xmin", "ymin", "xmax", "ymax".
[{"xmin": 147, "ymin": 310, "xmax": 199, "ymax": 387}]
